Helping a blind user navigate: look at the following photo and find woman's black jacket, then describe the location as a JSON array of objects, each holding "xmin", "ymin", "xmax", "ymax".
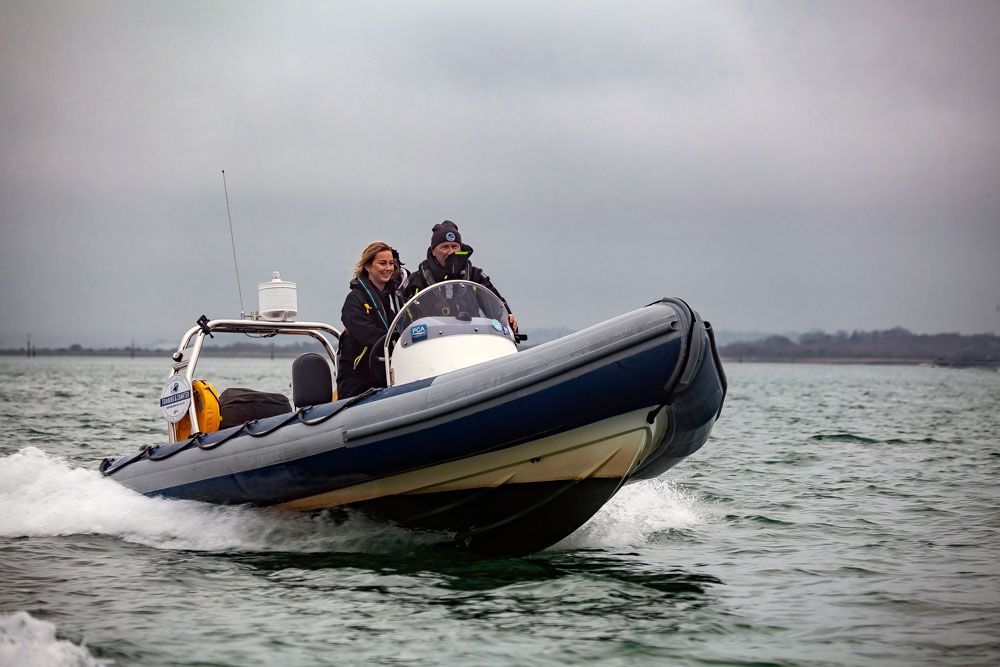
[{"xmin": 337, "ymin": 274, "xmax": 396, "ymax": 396}]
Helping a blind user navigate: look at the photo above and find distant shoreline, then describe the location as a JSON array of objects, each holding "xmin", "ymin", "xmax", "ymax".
[
  {"xmin": 3, "ymin": 350, "xmax": 994, "ymax": 369},
  {"xmin": 716, "ymin": 328, "xmax": 999, "ymax": 369},
  {"xmin": 4, "ymin": 324, "xmax": 998, "ymax": 370},
  {"xmin": 720, "ymin": 356, "xmax": 934, "ymax": 365}
]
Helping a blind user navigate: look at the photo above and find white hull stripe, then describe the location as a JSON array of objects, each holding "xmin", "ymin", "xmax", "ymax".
[{"xmin": 276, "ymin": 408, "xmax": 663, "ymax": 510}]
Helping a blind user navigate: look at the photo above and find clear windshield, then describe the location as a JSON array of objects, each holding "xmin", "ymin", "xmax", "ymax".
[{"xmin": 391, "ymin": 280, "xmax": 511, "ymax": 339}]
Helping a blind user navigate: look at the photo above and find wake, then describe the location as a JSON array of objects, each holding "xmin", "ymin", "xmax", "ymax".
[
  {"xmin": 0, "ymin": 447, "xmax": 434, "ymax": 553},
  {"xmin": 1, "ymin": 447, "xmax": 704, "ymax": 555},
  {"xmin": 553, "ymin": 477, "xmax": 704, "ymax": 550},
  {"xmin": 0, "ymin": 611, "xmax": 105, "ymax": 667}
]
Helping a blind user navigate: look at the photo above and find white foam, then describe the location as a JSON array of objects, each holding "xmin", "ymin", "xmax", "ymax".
[
  {"xmin": 552, "ymin": 478, "xmax": 704, "ymax": 550},
  {"xmin": 0, "ymin": 611, "xmax": 105, "ymax": 667},
  {"xmin": 0, "ymin": 447, "xmax": 436, "ymax": 553},
  {"xmin": 1, "ymin": 448, "xmax": 703, "ymax": 555}
]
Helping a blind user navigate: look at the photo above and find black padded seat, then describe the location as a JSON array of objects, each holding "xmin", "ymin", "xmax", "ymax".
[{"xmin": 292, "ymin": 353, "xmax": 334, "ymax": 408}]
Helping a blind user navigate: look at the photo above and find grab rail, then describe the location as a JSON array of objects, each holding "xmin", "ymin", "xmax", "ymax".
[{"xmin": 166, "ymin": 318, "xmax": 342, "ymax": 441}]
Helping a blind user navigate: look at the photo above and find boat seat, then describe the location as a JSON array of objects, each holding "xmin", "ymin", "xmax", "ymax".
[{"xmin": 292, "ymin": 352, "xmax": 334, "ymax": 408}]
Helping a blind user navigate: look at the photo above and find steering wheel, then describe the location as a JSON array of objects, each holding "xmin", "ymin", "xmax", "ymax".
[{"xmin": 367, "ymin": 331, "xmax": 400, "ymax": 380}]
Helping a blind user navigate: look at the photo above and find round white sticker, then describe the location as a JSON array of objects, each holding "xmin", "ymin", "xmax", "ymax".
[{"xmin": 160, "ymin": 374, "xmax": 192, "ymax": 423}]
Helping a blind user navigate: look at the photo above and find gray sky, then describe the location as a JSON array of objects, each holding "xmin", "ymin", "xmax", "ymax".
[{"xmin": 2, "ymin": 0, "xmax": 998, "ymax": 348}]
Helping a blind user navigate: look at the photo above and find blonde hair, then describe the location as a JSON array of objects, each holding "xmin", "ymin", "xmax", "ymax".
[{"xmin": 353, "ymin": 241, "xmax": 393, "ymax": 278}]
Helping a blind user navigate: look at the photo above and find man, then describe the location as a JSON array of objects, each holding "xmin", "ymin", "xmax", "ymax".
[{"xmin": 401, "ymin": 220, "xmax": 517, "ymax": 331}]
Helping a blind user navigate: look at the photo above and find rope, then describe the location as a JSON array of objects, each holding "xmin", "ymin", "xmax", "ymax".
[
  {"xmin": 108, "ymin": 389, "xmax": 380, "ymax": 472},
  {"xmin": 298, "ymin": 388, "xmax": 377, "ymax": 426}
]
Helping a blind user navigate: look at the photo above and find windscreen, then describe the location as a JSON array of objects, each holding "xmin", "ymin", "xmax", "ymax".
[{"xmin": 392, "ymin": 280, "xmax": 510, "ymax": 338}]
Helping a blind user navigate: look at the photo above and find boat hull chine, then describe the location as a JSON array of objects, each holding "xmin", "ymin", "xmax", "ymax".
[
  {"xmin": 270, "ymin": 409, "xmax": 657, "ymax": 554},
  {"xmin": 356, "ymin": 477, "xmax": 625, "ymax": 557}
]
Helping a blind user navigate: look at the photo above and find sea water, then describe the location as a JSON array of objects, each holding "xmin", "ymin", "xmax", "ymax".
[{"xmin": 1, "ymin": 357, "xmax": 998, "ymax": 666}]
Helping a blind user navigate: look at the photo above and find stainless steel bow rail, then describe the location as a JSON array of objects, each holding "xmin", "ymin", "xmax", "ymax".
[{"xmin": 165, "ymin": 317, "xmax": 342, "ymax": 444}]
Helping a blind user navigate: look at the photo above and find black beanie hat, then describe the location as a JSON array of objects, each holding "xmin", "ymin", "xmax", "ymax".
[{"xmin": 430, "ymin": 220, "xmax": 462, "ymax": 248}]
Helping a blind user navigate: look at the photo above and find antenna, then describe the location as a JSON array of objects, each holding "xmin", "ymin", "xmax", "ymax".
[{"xmin": 221, "ymin": 170, "xmax": 246, "ymax": 319}]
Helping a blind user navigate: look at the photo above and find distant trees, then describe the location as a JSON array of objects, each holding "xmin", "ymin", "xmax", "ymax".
[{"xmin": 719, "ymin": 328, "xmax": 1000, "ymax": 364}]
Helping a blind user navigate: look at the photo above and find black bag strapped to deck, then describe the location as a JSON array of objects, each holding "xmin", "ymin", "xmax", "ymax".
[{"xmin": 219, "ymin": 388, "xmax": 292, "ymax": 429}]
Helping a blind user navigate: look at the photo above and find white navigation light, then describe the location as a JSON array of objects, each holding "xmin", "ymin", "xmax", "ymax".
[{"xmin": 258, "ymin": 271, "xmax": 298, "ymax": 321}]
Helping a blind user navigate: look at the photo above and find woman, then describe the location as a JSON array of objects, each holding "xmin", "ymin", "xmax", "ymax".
[{"xmin": 336, "ymin": 242, "xmax": 398, "ymax": 399}]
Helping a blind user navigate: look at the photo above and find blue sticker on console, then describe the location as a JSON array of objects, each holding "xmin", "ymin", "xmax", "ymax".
[{"xmin": 410, "ymin": 324, "xmax": 428, "ymax": 342}]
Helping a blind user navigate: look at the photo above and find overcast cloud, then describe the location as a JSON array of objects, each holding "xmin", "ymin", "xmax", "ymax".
[{"xmin": 2, "ymin": 0, "xmax": 998, "ymax": 348}]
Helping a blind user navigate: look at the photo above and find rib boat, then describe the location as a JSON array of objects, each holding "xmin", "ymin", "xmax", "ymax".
[{"xmin": 100, "ymin": 279, "xmax": 726, "ymax": 556}]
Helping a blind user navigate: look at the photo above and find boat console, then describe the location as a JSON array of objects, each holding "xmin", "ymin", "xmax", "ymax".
[{"xmin": 385, "ymin": 280, "xmax": 518, "ymax": 385}]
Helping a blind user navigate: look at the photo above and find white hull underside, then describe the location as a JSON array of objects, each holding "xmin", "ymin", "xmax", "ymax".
[{"xmin": 277, "ymin": 407, "xmax": 667, "ymax": 510}]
